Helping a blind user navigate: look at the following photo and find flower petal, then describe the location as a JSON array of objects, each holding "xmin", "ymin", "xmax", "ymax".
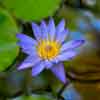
[
  {"xmin": 55, "ymin": 50, "xmax": 77, "ymax": 62},
  {"xmin": 32, "ymin": 22, "xmax": 42, "ymax": 41},
  {"xmin": 48, "ymin": 18, "xmax": 55, "ymax": 40},
  {"xmin": 16, "ymin": 33, "xmax": 37, "ymax": 45},
  {"xmin": 60, "ymin": 40, "xmax": 85, "ymax": 52},
  {"xmin": 56, "ymin": 19, "xmax": 65, "ymax": 34},
  {"xmin": 32, "ymin": 61, "xmax": 45, "ymax": 76},
  {"xmin": 44, "ymin": 60, "xmax": 53, "ymax": 69},
  {"xmin": 40, "ymin": 20, "xmax": 48, "ymax": 40},
  {"xmin": 56, "ymin": 29, "xmax": 69, "ymax": 43},
  {"xmin": 17, "ymin": 42, "xmax": 36, "ymax": 55},
  {"xmin": 50, "ymin": 63, "xmax": 67, "ymax": 83},
  {"xmin": 18, "ymin": 55, "xmax": 41, "ymax": 70}
]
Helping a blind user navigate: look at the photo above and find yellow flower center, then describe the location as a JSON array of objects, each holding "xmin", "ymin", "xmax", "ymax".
[{"xmin": 37, "ymin": 40, "xmax": 61, "ymax": 60}]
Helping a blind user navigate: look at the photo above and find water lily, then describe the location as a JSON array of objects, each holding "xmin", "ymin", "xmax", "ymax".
[{"xmin": 16, "ymin": 18, "xmax": 84, "ymax": 83}]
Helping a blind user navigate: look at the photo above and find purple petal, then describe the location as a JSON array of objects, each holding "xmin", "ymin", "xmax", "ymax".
[
  {"xmin": 17, "ymin": 42, "xmax": 36, "ymax": 55},
  {"xmin": 32, "ymin": 22, "xmax": 42, "ymax": 41},
  {"xmin": 40, "ymin": 20, "xmax": 48, "ymax": 40},
  {"xmin": 56, "ymin": 19, "xmax": 65, "ymax": 34},
  {"xmin": 56, "ymin": 29, "xmax": 69, "ymax": 43},
  {"xmin": 16, "ymin": 33, "xmax": 37, "ymax": 45},
  {"xmin": 48, "ymin": 18, "xmax": 55, "ymax": 40},
  {"xmin": 18, "ymin": 55, "xmax": 41, "ymax": 70},
  {"xmin": 60, "ymin": 40, "xmax": 85, "ymax": 52},
  {"xmin": 44, "ymin": 60, "xmax": 53, "ymax": 69},
  {"xmin": 32, "ymin": 61, "xmax": 45, "ymax": 76},
  {"xmin": 50, "ymin": 63, "xmax": 67, "ymax": 83},
  {"xmin": 55, "ymin": 50, "xmax": 77, "ymax": 62}
]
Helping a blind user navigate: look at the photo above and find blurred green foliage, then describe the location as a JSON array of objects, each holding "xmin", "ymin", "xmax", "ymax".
[
  {"xmin": 0, "ymin": 8, "xmax": 19, "ymax": 71},
  {"xmin": 7, "ymin": 94, "xmax": 56, "ymax": 100},
  {"xmin": 2, "ymin": 0, "xmax": 61, "ymax": 21}
]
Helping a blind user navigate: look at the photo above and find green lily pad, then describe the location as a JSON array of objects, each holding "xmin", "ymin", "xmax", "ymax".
[
  {"xmin": 3, "ymin": 0, "xmax": 61, "ymax": 21},
  {"xmin": 0, "ymin": 8, "xmax": 19, "ymax": 71},
  {"xmin": 9, "ymin": 94, "xmax": 56, "ymax": 100}
]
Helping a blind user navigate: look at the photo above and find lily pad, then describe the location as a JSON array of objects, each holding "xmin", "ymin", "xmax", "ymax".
[
  {"xmin": 3, "ymin": 0, "xmax": 61, "ymax": 21},
  {"xmin": 9, "ymin": 94, "xmax": 56, "ymax": 100},
  {"xmin": 0, "ymin": 8, "xmax": 19, "ymax": 71}
]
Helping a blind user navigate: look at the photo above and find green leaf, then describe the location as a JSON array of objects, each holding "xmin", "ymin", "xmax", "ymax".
[
  {"xmin": 9, "ymin": 94, "xmax": 56, "ymax": 100},
  {"xmin": 0, "ymin": 8, "xmax": 19, "ymax": 71},
  {"xmin": 3, "ymin": 0, "xmax": 61, "ymax": 21}
]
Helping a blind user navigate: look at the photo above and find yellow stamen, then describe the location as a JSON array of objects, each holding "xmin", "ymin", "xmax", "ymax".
[{"xmin": 37, "ymin": 40, "xmax": 61, "ymax": 60}]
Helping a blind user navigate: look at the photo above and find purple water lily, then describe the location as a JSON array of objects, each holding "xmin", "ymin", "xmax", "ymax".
[{"xmin": 16, "ymin": 18, "xmax": 84, "ymax": 83}]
